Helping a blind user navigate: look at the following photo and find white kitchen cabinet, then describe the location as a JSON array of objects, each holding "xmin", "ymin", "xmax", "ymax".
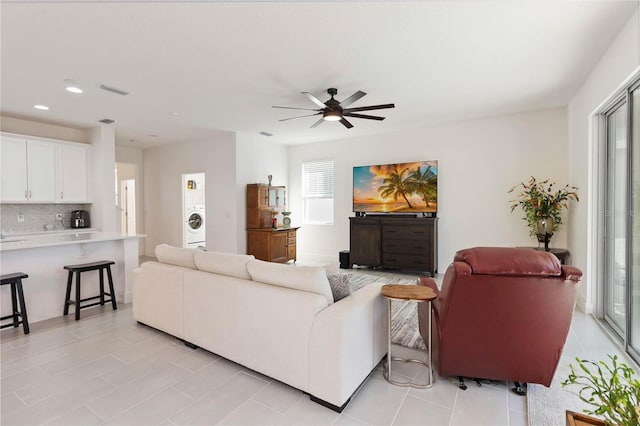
[
  {"xmin": 27, "ymin": 140, "xmax": 56, "ymax": 202},
  {"xmin": 0, "ymin": 136, "xmax": 56, "ymax": 202},
  {"xmin": 56, "ymin": 143, "xmax": 89, "ymax": 203},
  {"xmin": 0, "ymin": 133, "xmax": 89, "ymax": 203},
  {"xmin": 0, "ymin": 136, "xmax": 28, "ymax": 201}
]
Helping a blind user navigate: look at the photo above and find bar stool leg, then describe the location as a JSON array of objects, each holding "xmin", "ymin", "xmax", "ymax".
[
  {"xmin": 106, "ymin": 266, "xmax": 117, "ymax": 310},
  {"xmin": 99, "ymin": 268, "xmax": 105, "ymax": 306},
  {"xmin": 63, "ymin": 271, "xmax": 73, "ymax": 315},
  {"xmin": 10, "ymin": 283, "xmax": 18, "ymax": 328},
  {"xmin": 16, "ymin": 279, "xmax": 29, "ymax": 334},
  {"xmin": 75, "ymin": 271, "xmax": 81, "ymax": 321}
]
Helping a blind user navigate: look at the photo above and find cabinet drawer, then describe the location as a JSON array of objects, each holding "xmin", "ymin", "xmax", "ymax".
[
  {"xmin": 382, "ymin": 254, "xmax": 431, "ymax": 271},
  {"xmin": 287, "ymin": 231, "xmax": 296, "ymax": 244},
  {"xmin": 383, "ymin": 240, "xmax": 430, "ymax": 255},
  {"xmin": 382, "ymin": 225, "xmax": 431, "ymax": 241},
  {"xmin": 287, "ymin": 244, "xmax": 296, "ymax": 261}
]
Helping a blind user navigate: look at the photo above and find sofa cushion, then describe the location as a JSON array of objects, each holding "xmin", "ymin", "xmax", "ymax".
[
  {"xmin": 327, "ymin": 272, "xmax": 353, "ymax": 302},
  {"xmin": 194, "ymin": 250, "xmax": 254, "ymax": 279},
  {"xmin": 246, "ymin": 259, "xmax": 334, "ymax": 305},
  {"xmin": 454, "ymin": 247, "xmax": 561, "ymax": 276},
  {"xmin": 155, "ymin": 244, "xmax": 197, "ymax": 269}
]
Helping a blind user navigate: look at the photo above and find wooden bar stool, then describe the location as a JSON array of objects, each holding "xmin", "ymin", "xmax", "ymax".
[
  {"xmin": 1, "ymin": 273, "xmax": 30, "ymax": 334},
  {"xmin": 63, "ymin": 260, "xmax": 117, "ymax": 321}
]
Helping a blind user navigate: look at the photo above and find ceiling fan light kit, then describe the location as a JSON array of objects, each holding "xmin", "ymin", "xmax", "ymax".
[{"xmin": 273, "ymin": 88, "xmax": 395, "ymax": 129}]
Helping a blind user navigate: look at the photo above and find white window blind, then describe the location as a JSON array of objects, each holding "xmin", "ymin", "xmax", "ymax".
[{"xmin": 302, "ymin": 160, "xmax": 334, "ymax": 224}]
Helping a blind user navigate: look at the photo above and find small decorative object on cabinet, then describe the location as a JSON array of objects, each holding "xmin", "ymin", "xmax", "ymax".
[
  {"xmin": 509, "ymin": 177, "xmax": 578, "ymax": 251},
  {"xmin": 282, "ymin": 211, "xmax": 292, "ymax": 227},
  {"xmin": 246, "ymin": 182, "xmax": 297, "ymax": 263}
]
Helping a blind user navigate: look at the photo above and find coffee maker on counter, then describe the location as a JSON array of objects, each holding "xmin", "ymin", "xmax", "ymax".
[{"xmin": 70, "ymin": 210, "xmax": 90, "ymax": 229}]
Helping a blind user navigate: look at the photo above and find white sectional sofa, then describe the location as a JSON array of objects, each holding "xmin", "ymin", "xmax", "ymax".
[{"xmin": 132, "ymin": 244, "xmax": 388, "ymax": 411}]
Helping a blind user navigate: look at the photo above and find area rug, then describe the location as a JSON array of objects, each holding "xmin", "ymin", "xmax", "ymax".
[
  {"xmin": 349, "ymin": 272, "xmax": 427, "ymax": 351},
  {"xmin": 527, "ymin": 361, "xmax": 601, "ymax": 426}
]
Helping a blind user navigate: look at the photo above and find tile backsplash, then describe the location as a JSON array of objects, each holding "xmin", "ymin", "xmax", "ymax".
[{"xmin": 0, "ymin": 204, "xmax": 91, "ymax": 234}]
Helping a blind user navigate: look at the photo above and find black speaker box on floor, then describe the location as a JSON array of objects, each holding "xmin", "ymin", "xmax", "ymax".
[{"xmin": 339, "ymin": 250, "xmax": 350, "ymax": 269}]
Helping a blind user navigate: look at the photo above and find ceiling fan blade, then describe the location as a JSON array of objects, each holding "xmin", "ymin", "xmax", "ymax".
[
  {"xmin": 343, "ymin": 112, "xmax": 385, "ymax": 121},
  {"xmin": 343, "ymin": 103, "xmax": 395, "ymax": 113},
  {"xmin": 340, "ymin": 90, "xmax": 366, "ymax": 107},
  {"xmin": 302, "ymin": 92, "xmax": 328, "ymax": 109},
  {"xmin": 310, "ymin": 118, "xmax": 325, "ymax": 128},
  {"xmin": 340, "ymin": 118, "xmax": 354, "ymax": 129},
  {"xmin": 279, "ymin": 113, "xmax": 321, "ymax": 122},
  {"xmin": 272, "ymin": 106, "xmax": 320, "ymax": 111}
]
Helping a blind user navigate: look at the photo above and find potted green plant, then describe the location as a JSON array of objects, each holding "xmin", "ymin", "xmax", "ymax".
[
  {"xmin": 508, "ymin": 177, "xmax": 579, "ymax": 250},
  {"xmin": 561, "ymin": 355, "xmax": 640, "ymax": 425}
]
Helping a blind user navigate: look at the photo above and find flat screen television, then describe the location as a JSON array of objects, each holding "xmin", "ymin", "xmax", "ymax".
[{"xmin": 353, "ymin": 160, "xmax": 438, "ymax": 214}]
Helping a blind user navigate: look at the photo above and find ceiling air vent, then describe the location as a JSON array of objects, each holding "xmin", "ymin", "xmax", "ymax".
[
  {"xmin": 99, "ymin": 84, "xmax": 130, "ymax": 96},
  {"xmin": 259, "ymin": 131, "xmax": 273, "ymax": 137},
  {"xmin": 98, "ymin": 118, "xmax": 116, "ymax": 124}
]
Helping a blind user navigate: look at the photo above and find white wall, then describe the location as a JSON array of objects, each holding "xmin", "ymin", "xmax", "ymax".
[
  {"xmin": 143, "ymin": 133, "xmax": 238, "ymax": 256},
  {"xmin": 568, "ymin": 8, "xmax": 640, "ymax": 313},
  {"xmin": 288, "ymin": 108, "xmax": 569, "ymax": 270},
  {"xmin": 0, "ymin": 115, "xmax": 90, "ymax": 143},
  {"xmin": 235, "ymin": 133, "xmax": 288, "ymax": 254}
]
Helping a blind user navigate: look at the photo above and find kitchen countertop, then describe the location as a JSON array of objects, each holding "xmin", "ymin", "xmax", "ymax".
[{"xmin": 0, "ymin": 230, "xmax": 144, "ymax": 251}]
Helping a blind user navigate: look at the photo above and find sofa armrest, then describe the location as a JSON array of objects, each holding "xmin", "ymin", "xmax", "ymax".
[
  {"xmin": 561, "ymin": 265, "xmax": 583, "ymax": 282},
  {"xmin": 308, "ymin": 282, "xmax": 387, "ymax": 407}
]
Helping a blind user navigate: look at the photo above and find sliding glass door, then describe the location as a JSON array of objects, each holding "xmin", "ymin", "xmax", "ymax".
[
  {"xmin": 629, "ymin": 87, "xmax": 640, "ymax": 358},
  {"xmin": 604, "ymin": 101, "xmax": 627, "ymax": 335},
  {"xmin": 602, "ymin": 81, "xmax": 640, "ymax": 363}
]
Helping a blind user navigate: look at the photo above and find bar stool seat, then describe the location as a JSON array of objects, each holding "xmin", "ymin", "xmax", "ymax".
[
  {"xmin": 1, "ymin": 273, "xmax": 30, "ymax": 334},
  {"xmin": 63, "ymin": 260, "xmax": 117, "ymax": 321}
]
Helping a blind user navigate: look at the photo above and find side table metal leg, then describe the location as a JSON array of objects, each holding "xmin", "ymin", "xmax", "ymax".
[
  {"xmin": 387, "ymin": 298, "xmax": 392, "ymax": 382},
  {"xmin": 428, "ymin": 300, "xmax": 433, "ymax": 386}
]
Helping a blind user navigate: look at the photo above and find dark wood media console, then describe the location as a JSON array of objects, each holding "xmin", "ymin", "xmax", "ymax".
[{"xmin": 349, "ymin": 216, "xmax": 438, "ymax": 275}]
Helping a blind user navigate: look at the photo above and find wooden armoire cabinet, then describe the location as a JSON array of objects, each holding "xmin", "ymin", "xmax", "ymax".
[
  {"xmin": 247, "ymin": 227, "xmax": 299, "ymax": 263},
  {"xmin": 246, "ymin": 183, "xmax": 298, "ymax": 263}
]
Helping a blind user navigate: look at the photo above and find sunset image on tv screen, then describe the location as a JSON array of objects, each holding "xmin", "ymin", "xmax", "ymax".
[{"xmin": 353, "ymin": 161, "xmax": 438, "ymax": 213}]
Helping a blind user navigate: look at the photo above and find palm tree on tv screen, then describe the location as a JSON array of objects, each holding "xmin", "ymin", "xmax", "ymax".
[
  {"xmin": 408, "ymin": 166, "xmax": 437, "ymax": 208},
  {"xmin": 378, "ymin": 167, "xmax": 414, "ymax": 209}
]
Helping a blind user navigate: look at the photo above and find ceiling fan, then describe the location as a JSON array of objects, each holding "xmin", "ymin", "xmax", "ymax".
[{"xmin": 273, "ymin": 88, "xmax": 395, "ymax": 129}]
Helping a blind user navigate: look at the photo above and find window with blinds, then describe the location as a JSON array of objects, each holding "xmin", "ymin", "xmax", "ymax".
[{"xmin": 302, "ymin": 160, "xmax": 334, "ymax": 225}]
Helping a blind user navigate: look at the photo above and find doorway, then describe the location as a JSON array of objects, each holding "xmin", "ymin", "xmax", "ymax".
[{"xmin": 182, "ymin": 172, "xmax": 206, "ymax": 249}]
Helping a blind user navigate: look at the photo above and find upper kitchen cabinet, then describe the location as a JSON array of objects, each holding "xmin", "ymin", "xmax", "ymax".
[
  {"xmin": 0, "ymin": 133, "xmax": 90, "ymax": 203},
  {"xmin": 56, "ymin": 142, "xmax": 89, "ymax": 203},
  {"xmin": 1, "ymin": 135, "xmax": 56, "ymax": 202}
]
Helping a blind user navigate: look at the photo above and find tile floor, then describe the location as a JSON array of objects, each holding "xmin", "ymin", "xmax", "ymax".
[{"xmin": 0, "ymin": 267, "xmax": 629, "ymax": 426}]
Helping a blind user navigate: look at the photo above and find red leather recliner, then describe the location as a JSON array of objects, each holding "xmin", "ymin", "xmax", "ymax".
[{"xmin": 417, "ymin": 247, "xmax": 582, "ymax": 388}]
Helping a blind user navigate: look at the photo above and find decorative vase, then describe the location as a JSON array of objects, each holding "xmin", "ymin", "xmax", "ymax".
[{"xmin": 536, "ymin": 217, "xmax": 555, "ymax": 251}]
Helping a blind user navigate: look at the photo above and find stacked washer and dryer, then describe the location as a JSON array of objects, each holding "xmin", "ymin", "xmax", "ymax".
[
  {"xmin": 185, "ymin": 204, "xmax": 205, "ymax": 248},
  {"xmin": 184, "ymin": 173, "xmax": 206, "ymax": 249}
]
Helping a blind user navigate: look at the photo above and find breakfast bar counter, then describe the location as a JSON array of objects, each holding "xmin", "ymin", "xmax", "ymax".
[{"xmin": 0, "ymin": 231, "xmax": 143, "ymax": 323}]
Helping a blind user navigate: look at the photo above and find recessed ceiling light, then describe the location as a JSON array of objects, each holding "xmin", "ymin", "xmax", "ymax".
[
  {"xmin": 169, "ymin": 112, "xmax": 179, "ymax": 117},
  {"xmin": 34, "ymin": 104, "xmax": 49, "ymax": 110},
  {"xmin": 148, "ymin": 134, "xmax": 158, "ymax": 138},
  {"xmin": 65, "ymin": 86, "xmax": 83, "ymax": 94}
]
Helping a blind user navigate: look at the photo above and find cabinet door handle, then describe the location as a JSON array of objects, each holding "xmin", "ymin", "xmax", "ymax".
[
  {"xmin": 28, "ymin": 190, "xmax": 32, "ymax": 199},
  {"xmin": 60, "ymin": 191, "xmax": 64, "ymax": 199},
  {"xmin": 25, "ymin": 190, "xmax": 28, "ymax": 199}
]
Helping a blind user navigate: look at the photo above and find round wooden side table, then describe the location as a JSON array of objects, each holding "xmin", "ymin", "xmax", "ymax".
[{"xmin": 381, "ymin": 284, "xmax": 436, "ymax": 389}]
